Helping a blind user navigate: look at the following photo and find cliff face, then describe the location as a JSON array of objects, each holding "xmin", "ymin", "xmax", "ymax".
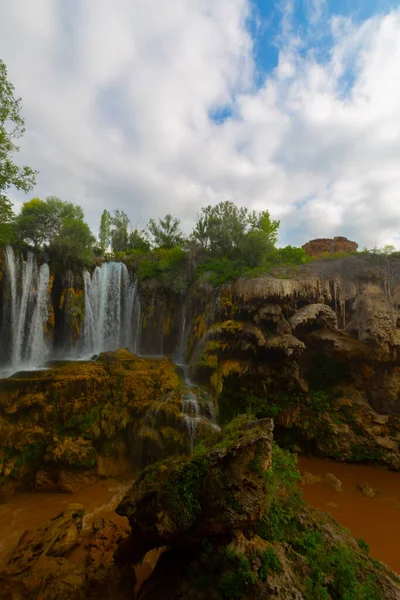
[
  {"xmin": 187, "ymin": 255, "xmax": 400, "ymax": 470},
  {"xmin": 2, "ymin": 251, "xmax": 400, "ymax": 477}
]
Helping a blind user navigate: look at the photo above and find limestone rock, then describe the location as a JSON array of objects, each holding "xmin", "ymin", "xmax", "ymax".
[
  {"xmin": 35, "ymin": 470, "xmax": 60, "ymax": 492},
  {"xmin": 289, "ymin": 303, "xmax": 338, "ymax": 331},
  {"xmin": 116, "ymin": 418, "xmax": 273, "ymax": 563},
  {"xmin": 357, "ymin": 484, "xmax": 379, "ymax": 498},
  {"xmin": 324, "ymin": 473, "xmax": 342, "ymax": 492},
  {"xmin": 301, "ymin": 472, "xmax": 322, "ymax": 485},
  {"xmin": 0, "ymin": 505, "xmax": 135, "ymax": 600},
  {"xmin": 302, "ymin": 237, "xmax": 358, "ymax": 257}
]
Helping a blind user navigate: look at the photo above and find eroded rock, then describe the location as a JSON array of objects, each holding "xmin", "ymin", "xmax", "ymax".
[
  {"xmin": 116, "ymin": 418, "xmax": 273, "ymax": 563},
  {"xmin": 357, "ymin": 483, "xmax": 379, "ymax": 498},
  {"xmin": 0, "ymin": 504, "xmax": 135, "ymax": 600}
]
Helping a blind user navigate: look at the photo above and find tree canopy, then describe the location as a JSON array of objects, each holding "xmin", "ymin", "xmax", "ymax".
[
  {"xmin": 0, "ymin": 59, "xmax": 37, "ymax": 245},
  {"xmin": 148, "ymin": 213, "xmax": 184, "ymax": 249}
]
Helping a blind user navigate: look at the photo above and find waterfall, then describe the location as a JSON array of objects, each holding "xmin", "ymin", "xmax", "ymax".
[
  {"xmin": 132, "ymin": 286, "xmax": 142, "ymax": 355},
  {"xmin": 175, "ymin": 301, "xmax": 188, "ymax": 365},
  {"xmin": 182, "ymin": 389, "xmax": 201, "ymax": 452},
  {"xmin": 81, "ymin": 262, "xmax": 135, "ymax": 356},
  {"xmin": 27, "ymin": 263, "xmax": 51, "ymax": 365},
  {"xmin": 1, "ymin": 247, "xmax": 51, "ymax": 376}
]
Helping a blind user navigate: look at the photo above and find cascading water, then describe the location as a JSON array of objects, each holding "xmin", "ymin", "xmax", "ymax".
[
  {"xmin": 132, "ymin": 287, "xmax": 142, "ymax": 355},
  {"xmin": 81, "ymin": 262, "xmax": 136, "ymax": 356},
  {"xmin": 1, "ymin": 247, "xmax": 51, "ymax": 376}
]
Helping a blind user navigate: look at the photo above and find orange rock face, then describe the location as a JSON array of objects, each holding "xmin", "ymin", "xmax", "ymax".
[{"xmin": 302, "ymin": 236, "xmax": 358, "ymax": 257}]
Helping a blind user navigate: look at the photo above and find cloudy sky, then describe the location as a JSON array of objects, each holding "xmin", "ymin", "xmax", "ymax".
[{"xmin": 1, "ymin": 0, "xmax": 400, "ymax": 248}]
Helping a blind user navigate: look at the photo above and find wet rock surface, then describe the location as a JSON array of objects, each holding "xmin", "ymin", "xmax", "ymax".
[{"xmin": 0, "ymin": 504, "xmax": 134, "ymax": 600}]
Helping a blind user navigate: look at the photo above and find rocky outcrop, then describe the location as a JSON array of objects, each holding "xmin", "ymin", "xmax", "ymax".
[
  {"xmin": 186, "ymin": 255, "xmax": 400, "ymax": 470},
  {"xmin": 0, "ymin": 350, "xmax": 182, "ymax": 502},
  {"xmin": 0, "ymin": 504, "xmax": 135, "ymax": 600},
  {"xmin": 116, "ymin": 418, "xmax": 273, "ymax": 563},
  {"xmin": 117, "ymin": 417, "xmax": 400, "ymax": 599},
  {"xmin": 302, "ymin": 236, "xmax": 358, "ymax": 257}
]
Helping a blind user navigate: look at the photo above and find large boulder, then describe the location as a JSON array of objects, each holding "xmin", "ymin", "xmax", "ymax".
[
  {"xmin": 116, "ymin": 418, "xmax": 273, "ymax": 563},
  {"xmin": 0, "ymin": 504, "xmax": 135, "ymax": 600}
]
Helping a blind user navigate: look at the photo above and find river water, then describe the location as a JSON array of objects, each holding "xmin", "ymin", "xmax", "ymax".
[
  {"xmin": 299, "ymin": 456, "xmax": 400, "ymax": 574},
  {"xmin": 0, "ymin": 458, "xmax": 399, "ymax": 590}
]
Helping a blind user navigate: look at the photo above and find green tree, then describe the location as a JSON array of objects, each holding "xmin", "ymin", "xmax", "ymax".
[
  {"xmin": 110, "ymin": 209, "xmax": 130, "ymax": 253},
  {"xmin": 192, "ymin": 201, "xmax": 248, "ymax": 256},
  {"xmin": 45, "ymin": 196, "xmax": 84, "ymax": 237},
  {"xmin": 0, "ymin": 59, "xmax": 37, "ymax": 245},
  {"xmin": 128, "ymin": 228, "xmax": 150, "ymax": 252},
  {"xmin": 248, "ymin": 210, "xmax": 280, "ymax": 245},
  {"xmin": 50, "ymin": 217, "xmax": 95, "ymax": 266},
  {"xmin": 0, "ymin": 196, "xmax": 14, "ymax": 245},
  {"xmin": 147, "ymin": 213, "xmax": 184, "ymax": 249},
  {"xmin": 15, "ymin": 196, "xmax": 87, "ymax": 249},
  {"xmin": 15, "ymin": 197, "xmax": 52, "ymax": 248},
  {"xmin": 238, "ymin": 229, "xmax": 276, "ymax": 268},
  {"xmin": 98, "ymin": 209, "xmax": 111, "ymax": 253}
]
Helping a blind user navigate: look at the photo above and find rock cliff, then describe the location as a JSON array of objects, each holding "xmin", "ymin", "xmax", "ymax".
[
  {"xmin": 302, "ymin": 236, "xmax": 359, "ymax": 256},
  {"xmin": 187, "ymin": 254, "xmax": 400, "ymax": 470}
]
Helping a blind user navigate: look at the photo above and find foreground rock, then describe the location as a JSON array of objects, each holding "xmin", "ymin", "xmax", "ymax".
[
  {"xmin": 0, "ymin": 504, "xmax": 134, "ymax": 600},
  {"xmin": 116, "ymin": 417, "xmax": 273, "ymax": 563},
  {"xmin": 137, "ymin": 507, "xmax": 400, "ymax": 600},
  {"xmin": 115, "ymin": 416, "xmax": 400, "ymax": 599}
]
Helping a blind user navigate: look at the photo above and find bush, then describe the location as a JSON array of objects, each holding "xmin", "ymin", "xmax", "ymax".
[
  {"xmin": 196, "ymin": 257, "xmax": 243, "ymax": 285},
  {"xmin": 259, "ymin": 546, "xmax": 282, "ymax": 581},
  {"xmin": 136, "ymin": 247, "xmax": 187, "ymax": 290}
]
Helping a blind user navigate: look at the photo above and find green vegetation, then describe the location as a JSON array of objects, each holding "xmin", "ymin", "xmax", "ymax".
[
  {"xmin": 258, "ymin": 546, "xmax": 282, "ymax": 581},
  {"xmin": 168, "ymin": 456, "xmax": 209, "ymax": 527},
  {"xmin": 218, "ymin": 547, "xmax": 257, "ymax": 599},
  {"xmin": 56, "ymin": 407, "xmax": 100, "ymax": 439},
  {"xmin": 0, "ymin": 59, "xmax": 37, "ymax": 246}
]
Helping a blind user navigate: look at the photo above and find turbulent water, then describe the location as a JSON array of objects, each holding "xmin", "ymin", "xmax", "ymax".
[{"xmin": 0, "ymin": 247, "xmax": 51, "ymax": 377}]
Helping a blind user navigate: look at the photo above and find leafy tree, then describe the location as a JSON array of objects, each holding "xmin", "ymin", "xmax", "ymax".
[
  {"xmin": 50, "ymin": 217, "xmax": 95, "ymax": 266},
  {"xmin": 147, "ymin": 213, "xmax": 184, "ymax": 249},
  {"xmin": 0, "ymin": 59, "xmax": 37, "ymax": 245},
  {"xmin": 238, "ymin": 229, "xmax": 276, "ymax": 268},
  {"xmin": 111, "ymin": 209, "xmax": 130, "ymax": 253},
  {"xmin": 192, "ymin": 201, "xmax": 248, "ymax": 256},
  {"xmin": 98, "ymin": 209, "xmax": 111, "ymax": 253},
  {"xmin": 45, "ymin": 196, "xmax": 84, "ymax": 237},
  {"xmin": 14, "ymin": 197, "xmax": 52, "ymax": 248},
  {"xmin": 248, "ymin": 210, "xmax": 280, "ymax": 245},
  {"xmin": 128, "ymin": 228, "xmax": 150, "ymax": 252},
  {"xmin": 15, "ymin": 196, "xmax": 87, "ymax": 249},
  {"xmin": 0, "ymin": 196, "xmax": 14, "ymax": 245}
]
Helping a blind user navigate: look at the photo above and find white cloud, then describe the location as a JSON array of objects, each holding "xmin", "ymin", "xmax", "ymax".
[{"xmin": 1, "ymin": 0, "xmax": 400, "ymax": 248}]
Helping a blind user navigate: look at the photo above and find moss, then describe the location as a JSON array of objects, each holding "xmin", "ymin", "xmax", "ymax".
[
  {"xmin": 167, "ymin": 456, "xmax": 209, "ymax": 528},
  {"xmin": 0, "ymin": 351, "xmax": 181, "ymax": 483},
  {"xmin": 258, "ymin": 546, "xmax": 282, "ymax": 582}
]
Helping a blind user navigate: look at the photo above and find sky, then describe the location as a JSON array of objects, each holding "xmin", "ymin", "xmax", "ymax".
[{"xmin": 1, "ymin": 0, "xmax": 400, "ymax": 248}]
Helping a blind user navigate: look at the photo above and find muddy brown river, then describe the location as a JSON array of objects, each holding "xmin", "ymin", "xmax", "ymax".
[
  {"xmin": 299, "ymin": 456, "xmax": 400, "ymax": 574},
  {"xmin": 0, "ymin": 458, "xmax": 399, "ymax": 591}
]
